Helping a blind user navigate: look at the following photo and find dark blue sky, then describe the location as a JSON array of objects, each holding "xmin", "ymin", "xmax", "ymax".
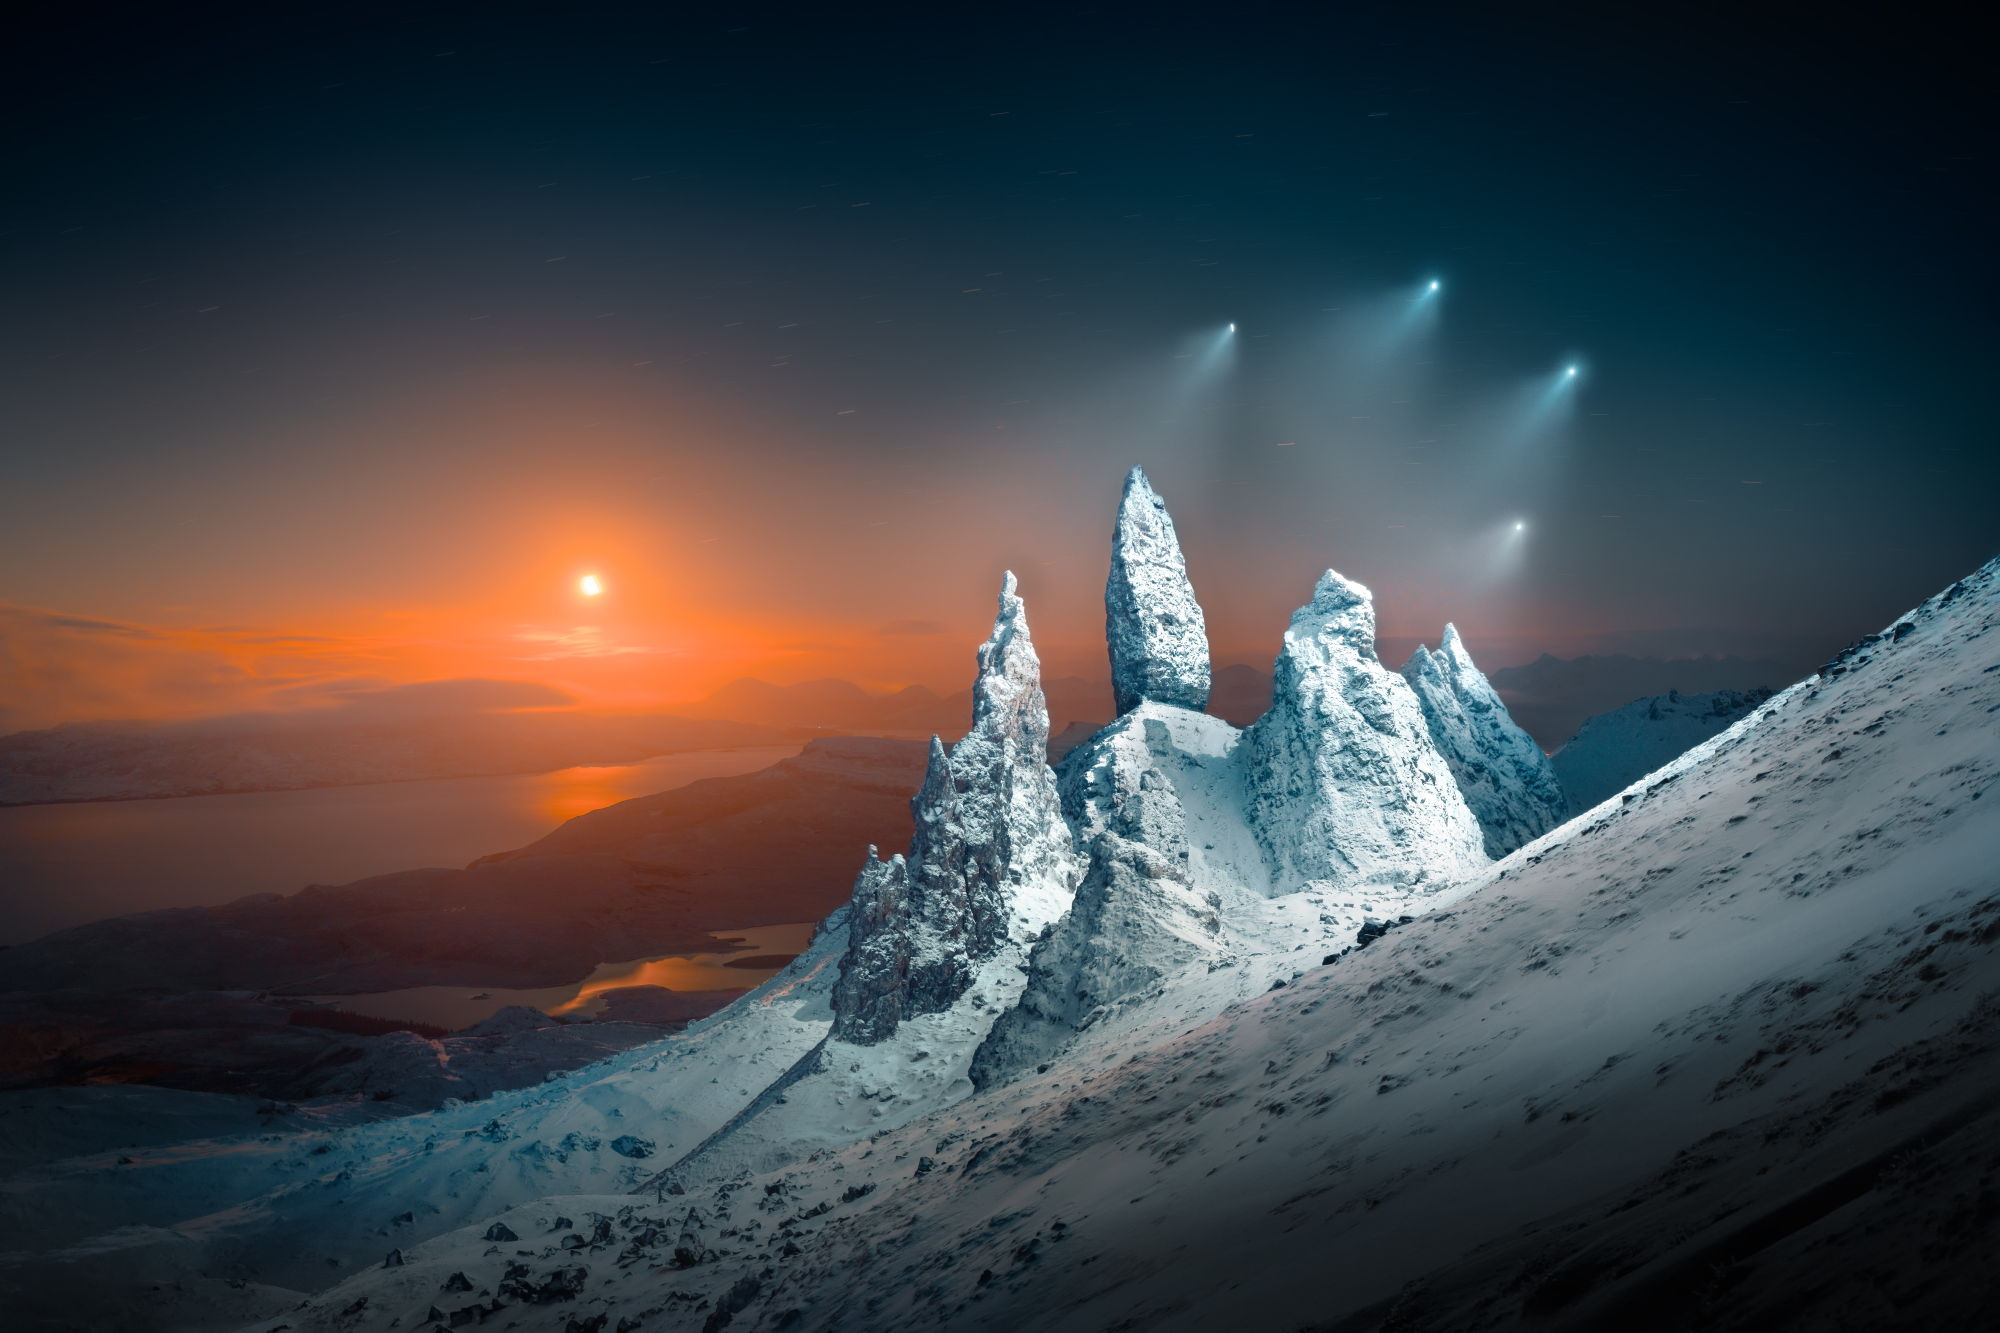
[{"xmin": 2, "ymin": 3, "xmax": 1993, "ymax": 721}]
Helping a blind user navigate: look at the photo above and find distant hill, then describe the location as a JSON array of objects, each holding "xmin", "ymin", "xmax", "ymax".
[
  {"xmin": 1488, "ymin": 653, "xmax": 1804, "ymax": 750},
  {"xmin": 1552, "ymin": 687, "xmax": 1777, "ymax": 814},
  {"xmin": 0, "ymin": 686, "xmax": 805, "ymax": 806}
]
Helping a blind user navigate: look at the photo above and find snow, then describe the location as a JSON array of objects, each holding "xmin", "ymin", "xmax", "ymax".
[
  {"xmin": 1105, "ymin": 466, "xmax": 1210, "ymax": 715},
  {"xmin": 1401, "ymin": 623, "xmax": 1568, "ymax": 856}
]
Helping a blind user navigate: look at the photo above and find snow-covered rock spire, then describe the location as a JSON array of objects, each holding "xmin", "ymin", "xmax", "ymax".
[
  {"xmin": 1402, "ymin": 624, "xmax": 1569, "ymax": 858},
  {"xmin": 1107, "ymin": 466, "xmax": 1210, "ymax": 716},
  {"xmin": 1243, "ymin": 569, "xmax": 1489, "ymax": 893},
  {"xmin": 829, "ymin": 572, "xmax": 1077, "ymax": 1045}
]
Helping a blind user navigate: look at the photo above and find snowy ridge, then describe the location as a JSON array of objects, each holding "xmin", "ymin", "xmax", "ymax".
[{"xmin": 1402, "ymin": 623, "xmax": 1569, "ymax": 857}]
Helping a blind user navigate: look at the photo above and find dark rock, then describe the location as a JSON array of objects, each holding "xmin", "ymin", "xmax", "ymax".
[
  {"xmin": 1356, "ymin": 916, "xmax": 1416, "ymax": 950},
  {"xmin": 497, "ymin": 1263, "xmax": 588, "ymax": 1304},
  {"xmin": 700, "ymin": 1274, "xmax": 763, "ymax": 1333},
  {"xmin": 484, "ymin": 1222, "xmax": 517, "ymax": 1242},
  {"xmin": 914, "ymin": 1156, "xmax": 936, "ymax": 1176},
  {"xmin": 550, "ymin": 1216, "xmax": 573, "ymax": 1231},
  {"xmin": 384, "ymin": 1248, "xmax": 405, "ymax": 1267},
  {"xmin": 609, "ymin": 1135, "xmax": 655, "ymax": 1159},
  {"xmin": 443, "ymin": 1272, "xmax": 474, "ymax": 1292}
]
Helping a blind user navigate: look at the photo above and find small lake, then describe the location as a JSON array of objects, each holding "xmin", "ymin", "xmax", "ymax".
[
  {"xmin": 0, "ymin": 746, "xmax": 803, "ymax": 945},
  {"xmin": 302, "ymin": 922, "xmax": 819, "ymax": 1030}
]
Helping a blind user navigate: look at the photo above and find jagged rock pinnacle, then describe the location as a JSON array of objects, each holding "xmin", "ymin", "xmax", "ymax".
[
  {"xmin": 1401, "ymin": 624, "xmax": 1568, "ymax": 858},
  {"xmin": 1107, "ymin": 466, "xmax": 1210, "ymax": 716},
  {"xmin": 829, "ymin": 572, "xmax": 1078, "ymax": 1045},
  {"xmin": 1243, "ymin": 569, "xmax": 1489, "ymax": 892}
]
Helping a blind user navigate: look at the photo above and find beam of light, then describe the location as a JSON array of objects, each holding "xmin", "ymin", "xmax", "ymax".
[
  {"xmin": 1317, "ymin": 277, "xmax": 1446, "ymax": 396},
  {"xmin": 1173, "ymin": 323, "xmax": 1239, "ymax": 389},
  {"xmin": 1498, "ymin": 357, "xmax": 1589, "ymax": 445}
]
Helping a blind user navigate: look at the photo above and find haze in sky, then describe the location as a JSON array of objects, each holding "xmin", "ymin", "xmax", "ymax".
[{"xmin": 2, "ymin": 5, "xmax": 1992, "ymax": 733}]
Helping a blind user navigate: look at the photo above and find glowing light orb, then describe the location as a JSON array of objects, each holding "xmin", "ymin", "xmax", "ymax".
[
  {"xmin": 1566, "ymin": 367, "xmax": 1577, "ymax": 376},
  {"xmin": 1515, "ymin": 523, "xmax": 1525, "ymax": 530},
  {"xmin": 1428, "ymin": 281, "xmax": 1439, "ymax": 290},
  {"xmin": 1228, "ymin": 323, "xmax": 1236, "ymax": 332},
  {"xmin": 580, "ymin": 575, "xmax": 602, "ymax": 596}
]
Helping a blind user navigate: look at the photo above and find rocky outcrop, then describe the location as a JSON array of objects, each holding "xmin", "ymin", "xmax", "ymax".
[
  {"xmin": 1401, "ymin": 625, "xmax": 1569, "ymax": 857},
  {"xmin": 1242, "ymin": 570, "xmax": 1489, "ymax": 894},
  {"xmin": 1107, "ymin": 466, "xmax": 1210, "ymax": 715},
  {"xmin": 829, "ymin": 574, "xmax": 1078, "ymax": 1045},
  {"xmin": 971, "ymin": 709, "xmax": 1229, "ymax": 1086}
]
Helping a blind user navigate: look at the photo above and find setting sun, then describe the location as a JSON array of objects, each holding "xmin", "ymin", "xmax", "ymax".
[{"xmin": 579, "ymin": 575, "xmax": 602, "ymax": 596}]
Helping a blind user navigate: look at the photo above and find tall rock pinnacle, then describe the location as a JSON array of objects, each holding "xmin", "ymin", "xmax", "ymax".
[
  {"xmin": 829, "ymin": 572, "xmax": 1078, "ymax": 1045},
  {"xmin": 1106, "ymin": 466, "xmax": 1210, "ymax": 716}
]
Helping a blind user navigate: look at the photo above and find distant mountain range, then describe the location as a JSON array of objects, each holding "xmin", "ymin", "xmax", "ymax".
[
  {"xmin": 1488, "ymin": 652, "xmax": 1805, "ymax": 750},
  {"xmin": 0, "ymin": 699, "xmax": 803, "ymax": 806},
  {"xmin": 0, "ymin": 653, "xmax": 1801, "ymax": 806}
]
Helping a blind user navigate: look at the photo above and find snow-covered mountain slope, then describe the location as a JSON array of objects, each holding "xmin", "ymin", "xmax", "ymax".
[
  {"xmin": 0, "ymin": 929, "xmax": 847, "ymax": 1323},
  {"xmin": 246, "ymin": 556, "xmax": 2000, "ymax": 1333},
  {"xmin": 1402, "ymin": 624, "xmax": 1568, "ymax": 857},
  {"xmin": 1552, "ymin": 685, "xmax": 1776, "ymax": 815}
]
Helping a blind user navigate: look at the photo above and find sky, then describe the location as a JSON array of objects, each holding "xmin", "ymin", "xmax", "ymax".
[{"xmin": 2, "ymin": 3, "xmax": 1993, "ymax": 732}]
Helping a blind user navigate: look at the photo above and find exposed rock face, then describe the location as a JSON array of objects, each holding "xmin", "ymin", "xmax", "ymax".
[
  {"xmin": 1401, "ymin": 625, "xmax": 1569, "ymax": 857},
  {"xmin": 971, "ymin": 709, "xmax": 1229, "ymax": 1086},
  {"xmin": 830, "ymin": 574, "xmax": 1078, "ymax": 1045},
  {"xmin": 1107, "ymin": 466, "xmax": 1210, "ymax": 715},
  {"xmin": 1242, "ymin": 570, "xmax": 1489, "ymax": 893}
]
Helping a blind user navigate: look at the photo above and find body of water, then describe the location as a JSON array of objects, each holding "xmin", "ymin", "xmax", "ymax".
[
  {"xmin": 0, "ymin": 746, "xmax": 803, "ymax": 944},
  {"xmin": 303, "ymin": 922, "xmax": 819, "ymax": 1030}
]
